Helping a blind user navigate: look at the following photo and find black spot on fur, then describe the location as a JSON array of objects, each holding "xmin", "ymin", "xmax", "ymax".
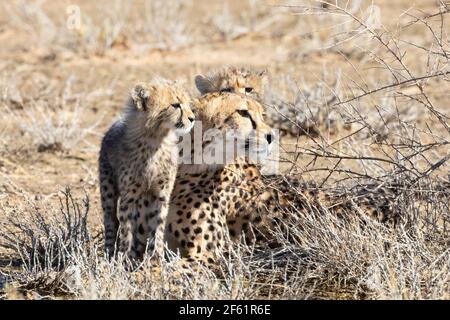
[{"xmin": 194, "ymin": 227, "xmax": 202, "ymax": 234}]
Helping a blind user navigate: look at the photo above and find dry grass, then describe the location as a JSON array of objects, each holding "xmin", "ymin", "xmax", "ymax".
[
  {"xmin": 1, "ymin": 181, "xmax": 448, "ymax": 300},
  {"xmin": 0, "ymin": 67, "xmax": 116, "ymax": 155},
  {"xmin": 1, "ymin": 0, "xmax": 195, "ymax": 53}
]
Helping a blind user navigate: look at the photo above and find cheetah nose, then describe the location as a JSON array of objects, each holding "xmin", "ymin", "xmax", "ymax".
[
  {"xmin": 188, "ymin": 116, "xmax": 195, "ymax": 123},
  {"xmin": 265, "ymin": 133, "xmax": 274, "ymax": 144}
]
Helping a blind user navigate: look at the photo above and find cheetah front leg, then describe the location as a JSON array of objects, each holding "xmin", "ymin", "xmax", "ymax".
[
  {"xmin": 117, "ymin": 192, "xmax": 170, "ymax": 262},
  {"xmin": 117, "ymin": 193, "xmax": 142, "ymax": 261},
  {"xmin": 138, "ymin": 192, "xmax": 170, "ymax": 259}
]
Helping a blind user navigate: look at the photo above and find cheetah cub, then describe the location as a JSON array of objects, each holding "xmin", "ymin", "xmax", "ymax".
[
  {"xmin": 195, "ymin": 66, "xmax": 268, "ymax": 101},
  {"xmin": 99, "ymin": 78, "xmax": 194, "ymax": 261},
  {"xmin": 195, "ymin": 66, "xmax": 351, "ymax": 137}
]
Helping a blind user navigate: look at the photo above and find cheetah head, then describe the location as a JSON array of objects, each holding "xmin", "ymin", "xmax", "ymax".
[
  {"xmin": 130, "ymin": 78, "xmax": 195, "ymax": 137},
  {"xmin": 192, "ymin": 92, "xmax": 276, "ymax": 165},
  {"xmin": 195, "ymin": 66, "xmax": 268, "ymax": 101}
]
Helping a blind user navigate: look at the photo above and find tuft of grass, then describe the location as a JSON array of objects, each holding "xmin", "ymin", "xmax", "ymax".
[
  {"xmin": 264, "ymin": 71, "xmax": 350, "ymax": 137},
  {"xmin": 10, "ymin": 99, "xmax": 100, "ymax": 153},
  {"xmin": 3, "ymin": 76, "xmax": 106, "ymax": 153}
]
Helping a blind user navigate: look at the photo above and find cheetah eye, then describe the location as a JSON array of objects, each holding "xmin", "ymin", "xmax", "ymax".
[
  {"xmin": 220, "ymin": 88, "xmax": 233, "ymax": 93},
  {"xmin": 245, "ymin": 87, "xmax": 254, "ymax": 93},
  {"xmin": 171, "ymin": 103, "xmax": 181, "ymax": 109},
  {"xmin": 237, "ymin": 110, "xmax": 251, "ymax": 118}
]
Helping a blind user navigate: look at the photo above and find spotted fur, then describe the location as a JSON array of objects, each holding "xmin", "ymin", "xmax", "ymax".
[
  {"xmin": 164, "ymin": 90, "xmax": 433, "ymax": 266},
  {"xmin": 99, "ymin": 78, "xmax": 195, "ymax": 261},
  {"xmin": 165, "ymin": 92, "xmax": 276, "ymax": 264}
]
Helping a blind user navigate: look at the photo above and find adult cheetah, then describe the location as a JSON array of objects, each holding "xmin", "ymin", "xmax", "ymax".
[
  {"xmin": 165, "ymin": 92, "xmax": 280, "ymax": 263},
  {"xmin": 165, "ymin": 91, "xmax": 409, "ymax": 265},
  {"xmin": 99, "ymin": 78, "xmax": 195, "ymax": 261}
]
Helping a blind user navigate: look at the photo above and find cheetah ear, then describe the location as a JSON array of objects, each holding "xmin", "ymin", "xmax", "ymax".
[
  {"xmin": 131, "ymin": 83, "xmax": 150, "ymax": 111},
  {"xmin": 195, "ymin": 75, "xmax": 214, "ymax": 95},
  {"xmin": 257, "ymin": 69, "xmax": 268, "ymax": 78}
]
